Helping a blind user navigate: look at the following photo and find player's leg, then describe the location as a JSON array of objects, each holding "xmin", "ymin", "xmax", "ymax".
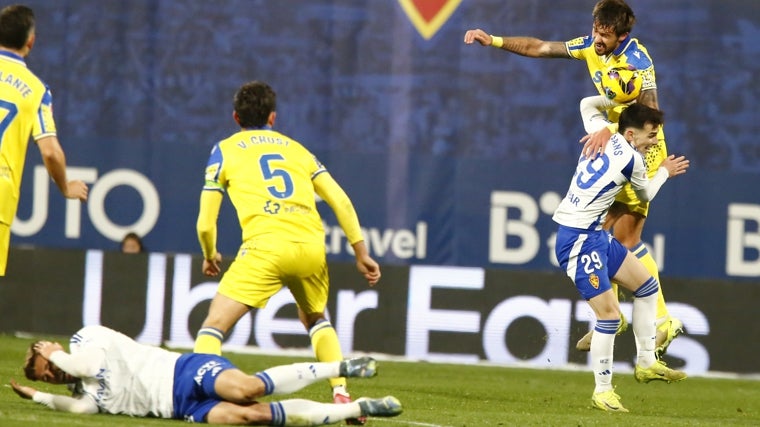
[
  {"xmin": 586, "ymin": 289, "xmax": 626, "ymax": 412},
  {"xmin": 555, "ymin": 227, "xmax": 627, "ymax": 412},
  {"xmin": 212, "ymin": 359, "xmax": 376, "ymax": 404},
  {"xmin": 575, "ymin": 208, "xmax": 629, "ymax": 352},
  {"xmin": 611, "ymin": 208, "xmax": 683, "ymax": 357},
  {"xmin": 195, "ymin": 248, "xmax": 282, "ymax": 355},
  {"xmin": 194, "ymin": 293, "xmax": 249, "ymax": 355},
  {"xmin": 611, "ymin": 250, "xmax": 687, "ymax": 384},
  {"xmin": 206, "ymin": 397, "xmax": 402, "ymax": 426},
  {"xmin": 289, "ymin": 243, "xmax": 366, "ymax": 425},
  {"xmin": 0, "ymin": 223, "xmax": 11, "ymax": 276}
]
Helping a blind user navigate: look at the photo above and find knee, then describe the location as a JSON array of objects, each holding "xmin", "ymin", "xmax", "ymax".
[
  {"xmin": 231, "ymin": 380, "xmax": 266, "ymax": 403},
  {"xmin": 597, "ymin": 306, "xmax": 621, "ymax": 321}
]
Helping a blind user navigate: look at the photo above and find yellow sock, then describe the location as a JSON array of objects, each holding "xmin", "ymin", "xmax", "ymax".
[
  {"xmin": 309, "ymin": 319, "xmax": 346, "ymax": 389},
  {"xmin": 632, "ymin": 243, "xmax": 669, "ymax": 322},
  {"xmin": 194, "ymin": 327, "xmax": 224, "ymax": 355}
]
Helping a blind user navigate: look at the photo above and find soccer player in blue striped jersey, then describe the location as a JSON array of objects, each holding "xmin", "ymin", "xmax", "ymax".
[
  {"xmin": 464, "ymin": 0, "xmax": 683, "ymax": 358},
  {"xmin": 0, "ymin": 4, "xmax": 88, "ymax": 277},
  {"xmin": 553, "ymin": 103, "xmax": 688, "ymax": 412},
  {"xmin": 194, "ymin": 81, "xmax": 380, "ymax": 425}
]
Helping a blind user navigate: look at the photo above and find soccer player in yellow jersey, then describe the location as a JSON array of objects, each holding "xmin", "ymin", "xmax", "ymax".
[
  {"xmin": 194, "ymin": 81, "xmax": 380, "ymax": 425},
  {"xmin": 464, "ymin": 0, "xmax": 683, "ymax": 359},
  {"xmin": 0, "ymin": 4, "xmax": 88, "ymax": 277}
]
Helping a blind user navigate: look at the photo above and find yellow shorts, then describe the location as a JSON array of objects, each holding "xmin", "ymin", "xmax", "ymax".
[
  {"xmin": 0, "ymin": 222, "xmax": 10, "ymax": 276},
  {"xmin": 614, "ymin": 137, "xmax": 668, "ymax": 217},
  {"xmin": 218, "ymin": 238, "xmax": 329, "ymax": 313}
]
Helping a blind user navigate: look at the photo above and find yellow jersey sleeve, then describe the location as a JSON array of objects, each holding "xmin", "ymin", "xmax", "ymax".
[{"xmin": 313, "ymin": 172, "xmax": 364, "ymax": 245}]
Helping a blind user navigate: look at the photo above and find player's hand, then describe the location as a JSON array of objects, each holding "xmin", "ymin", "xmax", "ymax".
[
  {"xmin": 65, "ymin": 180, "xmax": 89, "ymax": 202},
  {"xmin": 202, "ymin": 252, "xmax": 222, "ymax": 277},
  {"xmin": 356, "ymin": 255, "xmax": 381, "ymax": 286},
  {"xmin": 463, "ymin": 29, "xmax": 492, "ymax": 46},
  {"xmin": 660, "ymin": 155, "xmax": 690, "ymax": 177},
  {"xmin": 580, "ymin": 126, "xmax": 612, "ymax": 159},
  {"xmin": 10, "ymin": 379, "xmax": 36, "ymax": 399},
  {"xmin": 34, "ymin": 341, "xmax": 64, "ymax": 359}
]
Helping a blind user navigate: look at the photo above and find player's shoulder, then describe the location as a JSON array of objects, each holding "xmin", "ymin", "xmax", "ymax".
[
  {"xmin": 617, "ymin": 37, "xmax": 654, "ymax": 70},
  {"xmin": 71, "ymin": 325, "xmax": 115, "ymax": 345},
  {"xmin": 565, "ymin": 35, "xmax": 593, "ymax": 57}
]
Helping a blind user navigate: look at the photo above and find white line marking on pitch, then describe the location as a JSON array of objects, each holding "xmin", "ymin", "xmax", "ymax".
[{"xmin": 370, "ymin": 418, "xmax": 453, "ymax": 427}]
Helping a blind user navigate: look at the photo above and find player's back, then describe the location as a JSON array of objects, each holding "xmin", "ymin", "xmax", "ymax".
[
  {"xmin": 71, "ymin": 325, "xmax": 179, "ymax": 418},
  {"xmin": 208, "ymin": 128, "xmax": 326, "ymax": 244},
  {"xmin": 0, "ymin": 51, "xmax": 53, "ymax": 223},
  {"xmin": 552, "ymin": 133, "xmax": 644, "ymax": 230}
]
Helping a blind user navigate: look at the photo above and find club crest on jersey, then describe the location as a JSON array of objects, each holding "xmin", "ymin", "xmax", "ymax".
[
  {"xmin": 589, "ymin": 274, "xmax": 600, "ymax": 289},
  {"xmin": 398, "ymin": 0, "xmax": 461, "ymax": 40}
]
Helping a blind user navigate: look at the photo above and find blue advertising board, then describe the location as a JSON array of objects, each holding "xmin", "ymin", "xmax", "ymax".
[{"xmin": 8, "ymin": 0, "xmax": 760, "ymax": 280}]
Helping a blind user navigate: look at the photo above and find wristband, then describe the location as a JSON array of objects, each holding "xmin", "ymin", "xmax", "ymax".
[{"xmin": 490, "ymin": 36, "xmax": 503, "ymax": 48}]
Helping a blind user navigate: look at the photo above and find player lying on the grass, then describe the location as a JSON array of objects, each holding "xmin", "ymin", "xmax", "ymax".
[
  {"xmin": 10, "ymin": 325, "xmax": 402, "ymax": 426},
  {"xmin": 552, "ymin": 103, "xmax": 688, "ymax": 413}
]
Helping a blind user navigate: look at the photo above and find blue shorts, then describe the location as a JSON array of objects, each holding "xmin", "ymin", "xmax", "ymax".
[
  {"xmin": 555, "ymin": 226, "xmax": 628, "ymax": 300},
  {"xmin": 173, "ymin": 353, "xmax": 236, "ymax": 423}
]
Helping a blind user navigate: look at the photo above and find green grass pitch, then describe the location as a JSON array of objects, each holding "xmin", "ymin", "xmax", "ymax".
[{"xmin": 0, "ymin": 333, "xmax": 757, "ymax": 426}]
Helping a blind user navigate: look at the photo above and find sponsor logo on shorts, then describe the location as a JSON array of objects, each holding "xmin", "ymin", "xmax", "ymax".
[{"xmin": 194, "ymin": 360, "xmax": 223, "ymax": 386}]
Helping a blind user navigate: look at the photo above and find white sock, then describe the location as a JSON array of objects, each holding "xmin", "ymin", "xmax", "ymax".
[
  {"xmin": 271, "ymin": 399, "xmax": 361, "ymax": 426},
  {"xmin": 590, "ymin": 319, "xmax": 618, "ymax": 393},
  {"xmin": 633, "ymin": 293, "xmax": 658, "ymax": 368},
  {"xmin": 257, "ymin": 362, "xmax": 340, "ymax": 396},
  {"xmin": 332, "ymin": 384, "xmax": 348, "ymax": 397},
  {"xmin": 655, "ymin": 315, "xmax": 669, "ymax": 328}
]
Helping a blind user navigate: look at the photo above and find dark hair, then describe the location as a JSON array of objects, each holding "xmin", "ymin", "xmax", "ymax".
[
  {"xmin": 0, "ymin": 4, "xmax": 35, "ymax": 50},
  {"xmin": 593, "ymin": 0, "xmax": 636, "ymax": 36},
  {"xmin": 233, "ymin": 81, "xmax": 277, "ymax": 128},
  {"xmin": 618, "ymin": 103, "xmax": 664, "ymax": 133},
  {"xmin": 121, "ymin": 231, "xmax": 145, "ymax": 253},
  {"xmin": 22, "ymin": 341, "xmax": 41, "ymax": 381}
]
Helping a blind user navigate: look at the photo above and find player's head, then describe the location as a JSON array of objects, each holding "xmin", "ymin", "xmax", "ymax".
[
  {"xmin": 233, "ymin": 81, "xmax": 277, "ymax": 128},
  {"xmin": 618, "ymin": 103, "xmax": 663, "ymax": 155},
  {"xmin": 0, "ymin": 4, "xmax": 36, "ymax": 54},
  {"xmin": 22, "ymin": 341, "xmax": 78, "ymax": 384},
  {"xmin": 591, "ymin": 0, "xmax": 635, "ymax": 56}
]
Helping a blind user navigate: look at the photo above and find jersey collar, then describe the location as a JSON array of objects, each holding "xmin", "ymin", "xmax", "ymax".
[
  {"xmin": 242, "ymin": 125, "xmax": 273, "ymax": 131},
  {"xmin": 0, "ymin": 50, "xmax": 27, "ymax": 65},
  {"xmin": 612, "ymin": 34, "xmax": 633, "ymax": 57}
]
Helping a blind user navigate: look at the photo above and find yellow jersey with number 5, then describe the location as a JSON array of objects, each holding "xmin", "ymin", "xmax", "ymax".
[
  {"xmin": 0, "ymin": 51, "xmax": 57, "ymax": 225},
  {"xmin": 202, "ymin": 126, "xmax": 327, "ymax": 244}
]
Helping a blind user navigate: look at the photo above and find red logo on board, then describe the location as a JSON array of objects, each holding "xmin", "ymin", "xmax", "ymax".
[{"xmin": 398, "ymin": 0, "xmax": 462, "ymax": 40}]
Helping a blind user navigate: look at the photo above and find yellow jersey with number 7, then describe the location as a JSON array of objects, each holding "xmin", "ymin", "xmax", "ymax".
[{"xmin": 0, "ymin": 50, "xmax": 57, "ymax": 225}]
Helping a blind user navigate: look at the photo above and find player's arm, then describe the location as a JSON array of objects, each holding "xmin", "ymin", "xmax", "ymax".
[
  {"xmin": 580, "ymin": 95, "xmax": 619, "ymax": 134},
  {"xmin": 196, "ymin": 190, "xmax": 224, "ymax": 276},
  {"xmin": 10, "ymin": 379, "xmax": 98, "ymax": 414},
  {"xmin": 463, "ymin": 29, "xmax": 569, "ymax": 58},
  {"xmin": 34, "ymin": 341, "xmax": 105, "ymax": 378},
  {"xmin": 35, "ymin": 136, "xmax": 88, "ymax": 202},
  {"xmin": 630, "ymin": 155, "xmax": 689, "ymax": 202},
  {"xmin": 313, "ymin": 172, "xmax": 381, "ymax": 285}
]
